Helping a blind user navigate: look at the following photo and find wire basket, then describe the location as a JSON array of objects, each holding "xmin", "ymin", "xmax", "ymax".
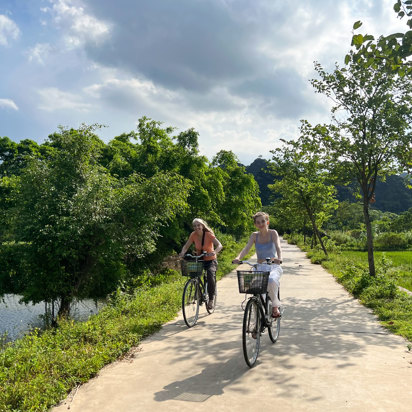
[
  {"xmin": 237, "ymin": 271, "xmax": 269, "ymax": 294},
  {"xmin": 181, "ymin": 260, "xmax": 204, "ymax": 277}
]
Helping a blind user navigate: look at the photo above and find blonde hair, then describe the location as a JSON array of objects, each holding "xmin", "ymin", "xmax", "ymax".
[
  {"xmin": 252, "ymin": 211, "xmax": 269, "ymax": 223},
  {"xmin": 192, "ymin": 218, "xmax": 214, "ymax": 235}
]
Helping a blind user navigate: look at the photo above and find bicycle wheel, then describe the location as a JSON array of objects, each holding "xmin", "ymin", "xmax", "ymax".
[
  {"xmin": 182, "ymin": 278, "xmax": 200, "ymax": 328},
  {"xmin": 268, "ymin": 311, "xmax": 281, "ymax": 343},
  {"xmin": 242, "ymin": 298, "xmax": 261, "ymax": 368},
  {"xmin": 206, "ymin": 274, "xmax": 217, "ymax": 314}
]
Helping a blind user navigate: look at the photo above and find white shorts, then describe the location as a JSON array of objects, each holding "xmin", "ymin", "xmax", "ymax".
[{"xmin": 256, "ymin": 263, "xmax": 283, "ymax": 287}]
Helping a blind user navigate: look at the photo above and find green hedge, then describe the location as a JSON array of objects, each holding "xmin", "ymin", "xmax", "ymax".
[{"xmin": 374, "ymin": 232, "xmax": 410, "ymax": 250}]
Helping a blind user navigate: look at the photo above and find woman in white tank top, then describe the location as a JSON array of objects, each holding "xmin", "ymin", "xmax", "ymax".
[{"xmin": 232, "ymin": 212, "xmax": 283, "ymax": 318}]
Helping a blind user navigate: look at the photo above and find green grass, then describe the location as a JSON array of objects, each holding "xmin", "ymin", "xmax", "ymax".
[
  {"xmin": 341, "ymin": 251, "xmax": 412, "ymax": 291},
  {"xmin": 0, "ymin": 234, "xmax": 246, "ymax": 412}
]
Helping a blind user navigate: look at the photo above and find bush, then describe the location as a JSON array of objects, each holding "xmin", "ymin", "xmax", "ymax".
[
  {"xmin": 349, "ymin": 229, "xmax": 364, "ymax": 240},
  {"xmin": 283, "ymin": 232, "xmax": 304, "ymax": 246},
  {"xmin": 374, "ymin": 232, "xmax": 409, "ymax": 250},
  {"xmin": 329, "ymin": 231, "xmax": 353, "ymax": 246},
  {"xmin": 404, "ymin": 231, "xmax": 412, "ymax": 246}
]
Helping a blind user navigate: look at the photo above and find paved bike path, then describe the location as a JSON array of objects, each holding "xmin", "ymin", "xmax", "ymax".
[{"xmin": 53, "ymin": 240, "xmax": 412, "ymax": 411}]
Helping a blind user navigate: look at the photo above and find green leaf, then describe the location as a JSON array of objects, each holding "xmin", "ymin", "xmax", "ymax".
[
  {"xmin": 353, "ymin": 20, "xmax": 363, "ymax": 30},
  {"xmin": 344, "ymin": 54, "xmax": 351, "ymax": 65},
  {"xmin": 352, "ymin": 34, "xmax": 364, "ymax": 47}
]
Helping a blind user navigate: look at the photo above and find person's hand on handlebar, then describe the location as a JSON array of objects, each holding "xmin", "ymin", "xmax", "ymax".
[{"xmin": 232, "ymin": 258, "xmax": 241, "ymax": 264}]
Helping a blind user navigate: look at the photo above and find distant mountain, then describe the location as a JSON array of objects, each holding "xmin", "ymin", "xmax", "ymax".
[
  {"xmin": 245, "ymin": 158, "xmax": 277, "ymax": 206},
  {"xmin": 336, "ymin": 175, "xmax": 412, "ymax": 214},
  {"xmin": 246, "ymin": 158, "xmax": 412, "ymax": 213}
]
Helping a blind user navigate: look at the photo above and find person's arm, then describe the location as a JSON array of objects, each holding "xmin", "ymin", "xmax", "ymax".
[
  {"xmin": 273, "ymin": 230, "xmax": 283, "ymax": 264},
  {"xmin": 179, "ymin": 237, "xmax": 193, "ymax": 258},
  {"xmin": 232, "ymin": 233, "xmax": 255, "ymax": 264},
  {"xmin": 209, "ymin": 237, "xmax": 223, "ymax": 257}
]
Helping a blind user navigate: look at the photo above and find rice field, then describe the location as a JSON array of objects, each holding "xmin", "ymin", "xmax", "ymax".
[{"xmin": 341, "ymin": 250, "xmax": 412, "ymax": 291}]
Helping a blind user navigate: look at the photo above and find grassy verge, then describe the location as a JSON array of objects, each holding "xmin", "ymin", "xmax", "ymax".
[
  {"xmin": 283, "ymin": 233, "xmax": 412, "ymax": 343},
  {"xmin": 0, "ymin": 234, "xmax": 246, "ymax": 412},
  {"xmin": 340, "ymin": 251, "xmax": 412, "ymax": 291}
]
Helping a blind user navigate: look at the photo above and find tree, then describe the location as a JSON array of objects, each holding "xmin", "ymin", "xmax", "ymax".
[
  {"xmin": 349, "ymin": 1, "xmax": 412, "ymax": 76},
  {"xmin": 310, "ymin": 54, "xmax": 412, "ymax": 275},
  {"xmin": 328, "ymin": 201, "xmax": 364, "ymax": 231},
  {"xmin": 390, "ymin": 207, "xmax": 412, "ymax": 231},
  {"xmin": 7, "ymin": 126, "xmax": 190, "ymax": 317},
  {"xmin": 212, "ymin": 150, "xmax": 261, "ymax": 237},
  {"xmin": 269, "ymin": 135, "xmax": 338, "ymax": 254}
]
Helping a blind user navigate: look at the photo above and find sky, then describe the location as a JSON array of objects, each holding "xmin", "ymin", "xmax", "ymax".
[{"xmin": 0, "ymin": 0, "xmax": 408, "ymax": 164}]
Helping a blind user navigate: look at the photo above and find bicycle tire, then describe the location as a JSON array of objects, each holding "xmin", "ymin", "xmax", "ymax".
[
  {"xmin": 182, "ymin": 278, "xmax": 200, "ymax": 328},
  {"xmin": 268, "ymin": 311, "xmax": 281, "ymax": 343},
  {"xmin": 242, "ymin": 298, "xmax": 261, "ymax": 368},
  {"xmin": 206, "ymin": 274, "xmax": 217, "ymax": 314}
]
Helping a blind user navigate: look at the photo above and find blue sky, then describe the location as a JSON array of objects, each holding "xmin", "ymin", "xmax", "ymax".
[{"xmin": 0, "ymin": 0, "xmax": 407, "ymax": 164}]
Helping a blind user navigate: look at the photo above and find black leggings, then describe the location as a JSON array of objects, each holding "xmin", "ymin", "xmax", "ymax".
[{"xmin": 203, "ymin": 259, "xmax": 217, "ymax": 298}]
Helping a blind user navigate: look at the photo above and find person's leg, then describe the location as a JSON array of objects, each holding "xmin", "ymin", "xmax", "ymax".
[
  {"xmin": 205, "ymin": 260, "xmax": 217, "ymax": 299},
  {"xmin": 268, "ymin": 265, "xmax": 282, "ymax": 317}
]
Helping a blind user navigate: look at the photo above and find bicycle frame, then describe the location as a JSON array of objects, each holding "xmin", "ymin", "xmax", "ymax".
[
  {"xmin": 238, "ymin": 259, "xmax": 282, "ymax": 367},
  {"xmin": 181, "ymin": 253, "xmax": 216, "ymax": 327}
]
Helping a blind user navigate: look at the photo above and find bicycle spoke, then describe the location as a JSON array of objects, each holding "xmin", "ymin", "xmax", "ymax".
[
  {"xmin": 182, "ymin": 278, "xmax": 199, "ymax": 328},
  {"xmin": 268, "ymin": 312, "xmax": 281, "ymax": 343},
  {"xmin": 242, "ymin": 299, "xmax": 261, "ymax": 367}
]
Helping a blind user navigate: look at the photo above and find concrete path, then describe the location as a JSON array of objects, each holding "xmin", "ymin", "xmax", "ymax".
[{"xmin": 53, "ymin": 240, "xmax": 412, "ymax": 412}]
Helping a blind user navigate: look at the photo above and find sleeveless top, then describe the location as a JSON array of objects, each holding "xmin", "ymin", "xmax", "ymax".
[
  {"xmin": 189, "ymin": 231, "xmax": 216, "ymax": 261},
  {"xmin": 255, "ymin": 232, "xmax": 277, "ymax": 260}
]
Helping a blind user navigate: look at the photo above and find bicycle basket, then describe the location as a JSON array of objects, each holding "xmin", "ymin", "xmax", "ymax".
[
  {"xmin": 181, "ymin": 260, "xmax": 204, "ymax": 277},
  {"xmin": 237, "ymin": 271, "xmax": 269, "ymax": 294}
]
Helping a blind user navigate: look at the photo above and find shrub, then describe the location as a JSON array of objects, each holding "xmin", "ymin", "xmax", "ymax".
[
  {"xmin": 284, "ymin": 232, "xmax": 304, "ymax": 246},
  {"xmin": 329, "ymin": 231, "xmax": 353, "ymax": 246},
  {"xmin": 374, "ymin": 232, "xmax": 409, "ymax": 251}
]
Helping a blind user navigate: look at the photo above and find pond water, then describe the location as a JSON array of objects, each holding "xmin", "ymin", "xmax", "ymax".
[{"xmin": 0, "ymin": 294, "xmax": 105, "ymax": 342}]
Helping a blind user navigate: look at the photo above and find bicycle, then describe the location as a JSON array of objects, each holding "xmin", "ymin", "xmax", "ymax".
[
  {"xmin": 181, "ymin": 253, "xmax": 217, "ymax": 328},
  {"xmin": 237, "ymin": 259, "xmax": 282, "ymax": 368}
]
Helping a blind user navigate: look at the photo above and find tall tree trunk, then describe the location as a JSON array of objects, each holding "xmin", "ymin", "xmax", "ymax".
[
  {"xmin": 58, "ymin": 295, "xmax": 71, "ymax": 318},
  {"xmin": 363, "ymin": 198, "xmax": 376, "ymax": 277},
  {"xmin": 306, "ymin": 206, "xmax": 328, "ymax": 255}
]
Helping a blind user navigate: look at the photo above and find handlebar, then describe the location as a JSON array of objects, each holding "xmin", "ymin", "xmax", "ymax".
[
  {"xmin": 235, "ymin": 258, "xmax": 275, "ymax": 266},
  {"xmin": 238, "ymin": 260, "xmax": 257, "ymax": 267},
  {"xmin": 183, "ymin": 252, "xmax": 206, "ymax": 259}
]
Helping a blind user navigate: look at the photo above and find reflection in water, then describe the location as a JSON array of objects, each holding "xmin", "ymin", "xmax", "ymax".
[{"xmin": 0, "ymin": 294, "xmax": 105, "ymax": 341}]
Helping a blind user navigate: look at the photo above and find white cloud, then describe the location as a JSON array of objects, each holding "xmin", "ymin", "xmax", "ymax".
[
  {"xmin": 44, "ymin": 0, "xmax": 111, "ymax": 48},
  {"xmin": 27, "ymin": 43, "xmax": 53, "ymax": 64},
  {"xmin": 3, "ymin": 0, "xmax": 410, "ymax": 165},
  {"xmin": 0, "ymin": 98, "xmax": 19, "ymax": 111},
  {"xmin": 37, "ymin": 87, "xmax": 92, "ymax": 112},
  {"xmin": 0, "ymin": 14, "xmax": 20, "ymax": 46}
]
